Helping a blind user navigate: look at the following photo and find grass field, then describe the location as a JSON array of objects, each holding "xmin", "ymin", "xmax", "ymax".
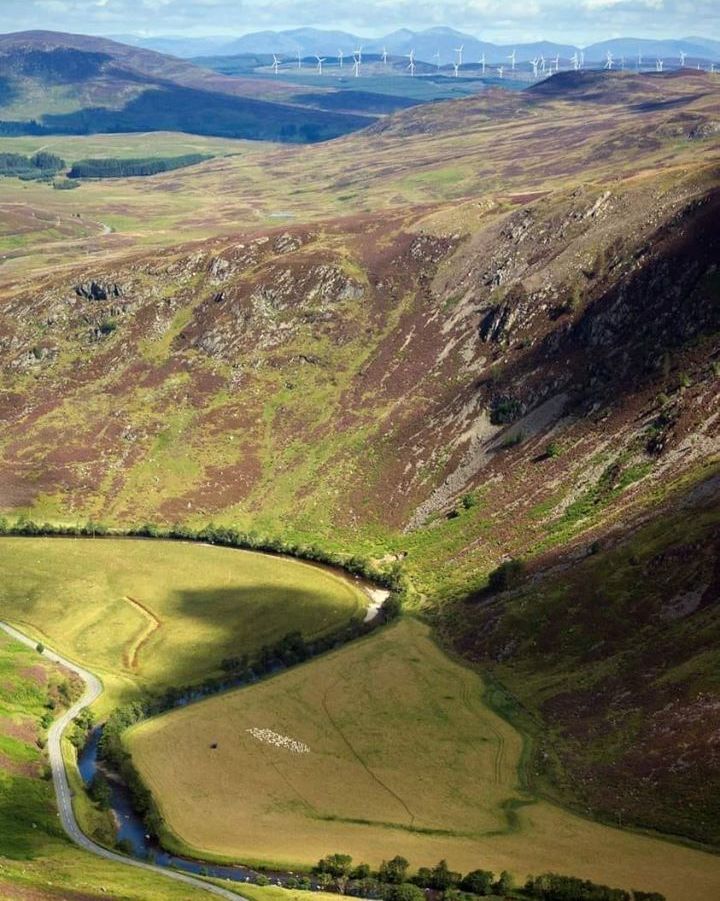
[
  {"xmin": 0, "ymin": 537, "xmax": 367, "ymax": 711},
  {"xmin": 0, "ymin": 631, "xmax": 215, "ymax": 900},
  {"xmin": 126, "ymin": 619, "xmax": 720, "ymax": 901}
]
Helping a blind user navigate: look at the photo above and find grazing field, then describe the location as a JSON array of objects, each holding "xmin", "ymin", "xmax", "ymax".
[
  {"xmin": 126, "ymin": 619, "xmax": 720, "ymax": 901},
  {"xmin": 0, "ymin": 631, "xmax": 214, "ymax": 900},
  {"xmin": 0, "ymin": 537, "xmax": 367, "ymax": 710}
]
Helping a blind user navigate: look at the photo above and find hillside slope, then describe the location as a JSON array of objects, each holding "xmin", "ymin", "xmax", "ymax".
[
  {"xmin": 0, "ymin": 68, "xmax": 718, "ymax": 852},
  {"xmin": 0, "ymin": 31, "xmax": 373, "ymax": 141},
  {"xmin": 0, "ymin": 164, "xmax": 717, "ymax": 590},
  {"xmin": 446, "ymin": 476, "xmax": 720, "ymax": 845}
]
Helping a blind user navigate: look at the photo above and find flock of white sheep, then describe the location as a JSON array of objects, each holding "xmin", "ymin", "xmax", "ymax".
[{"xmin": 246, "ymin": 727, "xmax": 310, "ymax": 754}]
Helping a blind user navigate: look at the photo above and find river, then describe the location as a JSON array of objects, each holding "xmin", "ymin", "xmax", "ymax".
[{"xmin": 78, "ymin": 727, "xmax": 319, "ymax": 887}]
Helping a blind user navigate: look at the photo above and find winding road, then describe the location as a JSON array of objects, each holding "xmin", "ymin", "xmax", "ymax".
[{"xmin": 0, "ymin": 621, "xmax": 247, "ymax": 901}]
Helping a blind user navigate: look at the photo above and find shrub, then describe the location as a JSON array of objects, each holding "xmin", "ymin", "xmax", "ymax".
[
  {"xmin": 89, "ymin": 773, "xmax": 112, "ymax": 810},
  {"xmin": 500, "ymin": 431, "xmax": 524, "ymax": 448},
  {"xmin": 545, "ymin": 441, "xmax": 562, "ymax": 459},
  {"xmin": 378, "ymin": 856, "xmax": 410, "ymax": 885},
  {"xmin": 316, "ymin": 853, "xmax": 354, "ymax": 877},
  {"xmin": 427, "ymin": 860, "xmax": 461, "ymax": 891},
  {"xmin": 495, "ymin": 871, "xmax": 514, "ymax": 896},
  {"xmin": 53, "ymin": 178, "xmax": 80, "ymax": 190},
  {"xmin": 460, "ymin": 869, "xmax": 495, "ymax": 895},
  {"xmin": 461, "ymin": 492, "xmax": 478, "ymax": 510},
  {"xmin": 384, "ymin": 884, "xmax": 425, "ymax": 901},
  {"xmin": 490, "ymin": 395, "xmax": 522, "ymax": 425}
]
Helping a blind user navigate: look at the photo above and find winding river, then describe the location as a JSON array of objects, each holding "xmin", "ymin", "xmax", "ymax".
[{"xmin": 0, "ymin": 621, "xmax": 280, "ymax": 900}]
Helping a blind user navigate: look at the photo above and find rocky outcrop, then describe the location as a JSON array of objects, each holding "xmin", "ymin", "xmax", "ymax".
[{"xmin": 75, "ymin": 280, "xmax": 123, "ymax": 301}]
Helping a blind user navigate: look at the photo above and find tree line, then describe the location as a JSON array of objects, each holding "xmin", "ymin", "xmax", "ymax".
[
  {"xmin": 0, "ymin": 150, "xmax": 65, "ymax": 179},
  {"xmin": 0, "ymin": 516, "xmax": 406, "ymax": 595},
  {"xmin": 310, "ymin": 854, "xmax": 665, "ymax": 901},
  {"xmin": 68, "ymin": 153, "xmax": 212, "ymax": 179}
]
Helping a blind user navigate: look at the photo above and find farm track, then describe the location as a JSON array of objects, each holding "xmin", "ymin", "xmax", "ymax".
[
  {"xmin": 321, "ymin": 682, "xmax": 417, "ymax": 826},
  {"xmin": 459, "ymin": 674, "xmax": 505, "ymax": 787},
  {"xmin": 0, "ymin": 620, "xmax": 248, "ymax": 901},
  {"xmin": 123, "ymin": 595, "xmax": 162, "ymax": 670}
]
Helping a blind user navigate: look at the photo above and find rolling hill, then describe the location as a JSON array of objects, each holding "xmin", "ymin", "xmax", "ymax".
[
  {"xmin": 0, "ymin": 31, "xmax": 374, "ymax": 142},
  {"xmin": 0, "ymin": 66, "xmax": 718, "ymax": 884}
]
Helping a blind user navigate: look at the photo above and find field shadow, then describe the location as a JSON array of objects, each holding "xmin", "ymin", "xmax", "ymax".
[{"xmin": 151, "ymin": 582, "xmax": 363, "ymax": 681}]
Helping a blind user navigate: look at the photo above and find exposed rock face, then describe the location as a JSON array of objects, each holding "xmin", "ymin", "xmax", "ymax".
[
  {"xmin": 75, "ymin": 280, "xmax": 123, "ymax": 301},
  {"xmin": 480, "ymin": 303, "xmax": 517, "ymax": 343}
]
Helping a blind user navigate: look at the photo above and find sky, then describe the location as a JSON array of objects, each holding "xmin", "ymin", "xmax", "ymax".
[{"xmin": 3, "ymin": 0, "xmax": 719, "ymax": 44}]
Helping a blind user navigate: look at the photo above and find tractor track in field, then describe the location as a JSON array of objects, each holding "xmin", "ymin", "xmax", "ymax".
[
  {"xmin": 459, "ymin": 675, "xmax": 505, "ymax": 785},
  {"xmin": 321, "ymin": 682, "xmax": 417, "ymax": 826},
  {"xmin": 0, "ymin": 621, "xmax": 248, "ymax": 901},
  {"xmin": 122, "ymin": 595, "xmax": 162, "ymax": 670}
]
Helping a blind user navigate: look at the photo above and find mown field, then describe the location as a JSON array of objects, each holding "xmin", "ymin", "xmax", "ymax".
[
  {"xmin": 126, "ymin": 619, "xmax": 720, "ymax": 901},
  {"xmin": 0, "ymin": 631, "xmax": 213, "ymax": 900},
  {"xmin": 0, "ymin": 537, "xmax": 367, "ymax": 711}
]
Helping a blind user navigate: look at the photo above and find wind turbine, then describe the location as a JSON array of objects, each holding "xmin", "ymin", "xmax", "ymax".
[
  {"xmin": 433, "ymin": 49, "xmax": 441, "ymax": 70},
  {"xmin": 570, "ymin": 51, "xmax": 579, "ymax": 71},
  {"xmin": 297, "ymin": 49, "xmax": 302, "ymax": 70},
  {"xmin": 480, "ymin": 51, "xmax": 486, "ymax": 74},
  {"xmin": 656, "ymin": 57, "xmax": 664, "ymax": 72},
  {"xmin": 352, "ymin": 54, "xmax": 360, "ymax": 78},
  {"xmin": 382, "ymin": 47, "xmax": 388, "ymax": 65},
  {"xmin": 508, "ymin": 49, "xmax": 516, "ymax": 71},
  {"xmin": 605, "ymin": 50, "xmax": 614, "ymax": 70},
  {"xmin": 679, "ymin": 50, "xmax": 687, "ymax": 67},
  {"xmin": 553, "ymin": 53, "xmax": 560, "ymax": 72},
  {"xmin": 531, "ymin": 57, "xmax": 539, "ymax": 79},
  {"xmin": 540, "ymin": 55, "xmax": 546, "ymax": 74},
  {"xmin": 497, "ymin": 65, "xmax": 504, "ymax": 79},
  {"xmin": 315, "ymin": 55, "xmax": 326, "ymax": 75},
  {"xmin": 580, "ymin": 50, "xmax": 585, "ymax": 69},
  {"xmin": 338, "ymin": 49, "xmax": 344, "ymax": 68},
  {"xmin": 406, "ymin": 49, "xmax": 416, "ymax": 77},
  {"xmin": 272, "ymin": 54, "xmax": 281, "ymax": 75},
  {"xmin": 453, "ymin": 61, "xmax": 460, "ymax": 78},
  {"xmin": 454, "ymin": 45, "xmax": 464, "ymax": 68},
  {"xmin": 637, "ymin": 48, "xmax": 643, "ymax": 70},
  {"xmin": 354, "ymin": 45, "xmax": 363, "ymax": 65}
]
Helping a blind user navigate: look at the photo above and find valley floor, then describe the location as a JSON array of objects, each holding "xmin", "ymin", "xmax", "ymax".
[{"xmin": 127, "ymin": 619, "xmax": 720, "ymax": 901}]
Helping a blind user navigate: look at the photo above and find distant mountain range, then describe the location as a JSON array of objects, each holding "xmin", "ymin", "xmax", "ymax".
[{"xmin": 110, "ymin": 27, "xmax": 720, "ymax": 66}]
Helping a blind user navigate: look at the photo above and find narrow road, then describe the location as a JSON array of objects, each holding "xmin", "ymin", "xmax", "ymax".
[{"xmin": 0, "ymin": 621, "xmax": 247, "ymax": 901}]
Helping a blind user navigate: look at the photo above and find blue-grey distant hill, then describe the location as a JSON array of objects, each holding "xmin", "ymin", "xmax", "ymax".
[
  {"xmin": 113, "ymin": 27, "xmax": 720, "ymax": 67},
  {"xmin": 0, "ymin": 31, "xmax": 374, "ymax": 142}
]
